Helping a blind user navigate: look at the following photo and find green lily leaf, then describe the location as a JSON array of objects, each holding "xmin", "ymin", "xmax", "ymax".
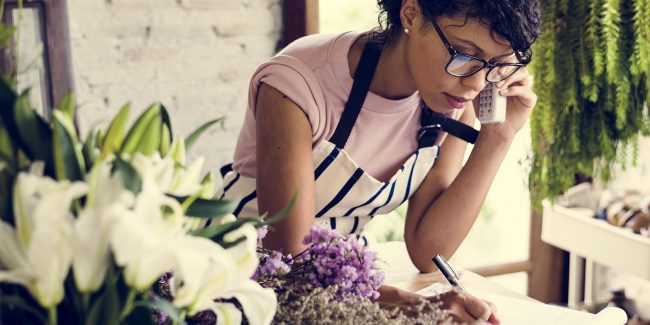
[
  {"xmin": 132, "ymin": 298, "xmax": 186, "ymax": 325},
  {"xmin": 0, "ymin": 81, "xmax": 53, "ymax": 173},
  {"xmin": 82, "ymin": 130, "xmax": 98, "ymax": 170},
  {"xmin": 0, "ymin": 124, "xmax": 15, "ymax": 172},
  {"xmin": 85, "ymin": 277, "xmax": 122, "ymax": 325},
  {"xmin": 0, "ymin": 294, "xmax": 48, "ymax": 324},
  {"xmin": 121, "ymin": 103, "xmax": 160, "ymax": 155},
  {"xmin": 0, "ymin": 168, "xmax": 15, "ymax": 225},
  {"xmin": 101, "ymin": 103, "xmax": 131, "ymax": 158},
  {"xmin": 94, "ymin": 129, "xmax": 106, "ymax": 149},
  {"xmin": 170, "ymin": 195, "xmax": 239, "ymax": 218},
  {"xmin": 184, "ymin": 117, "xmax": 224, "ymax": 151},
  {"xmin": 112, "ymin": 155, "xmax": 142, "ymax": 194},
  {"xmin": 52, "ymin": 110, "xmax": 84, "ymax": 181},
  {"xmin": 0, "ymin": 150, "xmax": 15, "ymax": 173},
  {"xmin": 14, "ymin": 90, "xmax": 53, "ymax": 161},
  {"xmin": 192, "ymin": 216, "xmax": 263, "ymax": 241}
]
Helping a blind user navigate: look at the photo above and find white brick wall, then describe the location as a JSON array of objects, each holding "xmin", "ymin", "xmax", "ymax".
[{"xmin": 67, "ymin": 0, "xmax": 282, "ymax": 183}]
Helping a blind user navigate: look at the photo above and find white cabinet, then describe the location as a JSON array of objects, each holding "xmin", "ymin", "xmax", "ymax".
[{"xmin": 541, "ymin": 200, "xmax": 650, "ymax": 306}]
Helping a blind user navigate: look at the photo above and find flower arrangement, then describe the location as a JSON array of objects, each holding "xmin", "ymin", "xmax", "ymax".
[
  {"xmin": 255, "ymin": 224, "xmax": 384, "ymax": 301},
  {"xmin": 252, "ymin": 224, "xmax": 455, "ymax": 324},
  {"xmin": 0, "ymin": 77, "xmax": 277, "ymax": 324}
]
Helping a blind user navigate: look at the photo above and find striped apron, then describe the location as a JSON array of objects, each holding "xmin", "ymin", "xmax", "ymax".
[{"xmin": 216, "ymin": 43, "xmax": 450, "ymax": 242}]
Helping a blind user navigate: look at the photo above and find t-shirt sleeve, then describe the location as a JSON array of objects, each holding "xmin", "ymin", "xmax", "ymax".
[{"xmin": 248, "ymin": 55, "xmax": 326, "ymax": 141}]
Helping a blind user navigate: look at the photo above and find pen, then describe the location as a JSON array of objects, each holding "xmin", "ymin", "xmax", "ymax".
[{"xmin": 432, "ymin": 254, "xmax": 466, "ymax": 292}]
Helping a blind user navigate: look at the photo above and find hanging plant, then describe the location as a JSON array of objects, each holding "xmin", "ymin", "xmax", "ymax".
[{"xmin": 529, "ymin": 0, "xmax": 650, "ymax": 211}]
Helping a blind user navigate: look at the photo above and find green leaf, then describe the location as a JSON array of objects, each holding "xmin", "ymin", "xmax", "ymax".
[
  {"xmin": 170, "ymin": 195, "xmax": 239, "ymax": 218},
  {"xmin": 191, "ymin": 216, "xmax": 263, "ymax": 241},
  {"xmin": 14, "ymin": 90, "xmax": 53, "ymax": 160},
  {"xmin": 94, "ymin": 129, "xmax": 106, "ymax": 150},
  {"xmin": 121, "ymin": 103, "xmax": 160, "ymax": 155},
  {"xmin": 52, "ymin": 110, "xmax": 84, "ymax": 181},
  {"xmin": 184, "ymin": 117, "xmax": 224, "ymax": 151},
  {"xmin": 0, "ymin": 24, "xmax": 16, "ymax": 48},
  {"xmin": 85, "ymin": 283, "xmax": 122, "ymax": 325},
  {"xmin": 260, "ymin": 192, "xmax": 297, "ymax": 225},
  {"xmin": 0, "ymin": 125, "xmax": 15, "ymax": 172},
  {"xmin": 0, "ymin": 150, "xmax": 16, "ymax": 173},
  {"xmin": 100, "ymin": 103, "xmax": 131, "ymax": 158},
  {"xmin": 220, "ymin": 235, "xmax": 248, "ymax": 249},
  {"xmin": 112, "ymin": 156, "xmax": 142, "ymax": 194},
  {"xmin": 0, "ymin": 294, "xmax": 48, "ymax": 324},
  {"xmin": 122, "ymin": 306, "xmax": 156, "ymax": 325},
  {"xmin": 0, "ymin": 82, "xmax": 53, "ymax": 172},
  {"xmin": 82, "ymin": 131, "xmax": 97, "ymax": 171},
  {"xmin": 132, "ymin": 298, "xmax": 187, "ymax": 325},
  {"xmin": 56, "ymin": 92, "xmax": 75, "ymax": 123}
]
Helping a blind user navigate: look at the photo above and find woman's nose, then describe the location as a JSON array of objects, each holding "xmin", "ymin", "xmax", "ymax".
[{"xmin": 460, "ymin": 69, "xmax": 489, "ymax": 93}]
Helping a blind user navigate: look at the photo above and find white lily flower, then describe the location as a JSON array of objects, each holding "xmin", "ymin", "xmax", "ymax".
[
  {"xmin": 170, "ymin": 235, "xmax": 236, "ymax": 314},
  {"xmin": 209, "ymin": 303, "xmax": 243, "ymax": 325},
  {"xmin": 170, "ymin": 221, "xmax": 276, "ymax": 324},
  {"xmin": 109, "ymin": 174, "xmax": 185, "ymax": 290},
  {"xmin": 222, "ymin": 222, "xmax": 259, "ymax": 278},
  {"xmin": 216, "ymin": 280, "xmax": 277, "ymax": 325},
  {"xmin": 72, "ymin": 162, "xmax": 135, "ymax": 292},
  {"xmin": 0, "ymin": 172, "xmax": 86, "ymax": 307},
  {"xmin": 130, "ymin": 152, "xmax": 203, "ymax": 197},
  {"xmin": 168, "ymin": 156, "xmax": 204, "ymax": 196}
]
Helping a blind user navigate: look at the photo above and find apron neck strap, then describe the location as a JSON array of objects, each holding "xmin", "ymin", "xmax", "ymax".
[
  {"xmin": 419, "ymin": 104, "xmax": 479, "ymax": 145},
  {"xmin": 328, "ymin": 42, "xmax": 382, "ymax": 149}
]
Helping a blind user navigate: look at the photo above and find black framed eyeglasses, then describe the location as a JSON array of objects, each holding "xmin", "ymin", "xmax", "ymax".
[{"xmin": 431, "ymin": 20, "xmax": 530, "ymax": 83}]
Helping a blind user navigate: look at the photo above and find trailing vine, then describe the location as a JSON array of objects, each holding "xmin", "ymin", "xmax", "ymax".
[{"xmin": 529, "ymin": 0, "xmax": 650, "ymax": 212}]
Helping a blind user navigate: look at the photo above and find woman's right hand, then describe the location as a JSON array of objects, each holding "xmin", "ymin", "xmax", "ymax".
[
  {"xmin": 377, "ymin": 285, "xmax": 499, "ymax": 324},
  {"xmin": 431, "ymin": 290, "xmax": 500, "ymax": 324}
]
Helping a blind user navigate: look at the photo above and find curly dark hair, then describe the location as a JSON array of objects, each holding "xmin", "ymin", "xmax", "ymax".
[{"xmin": 373, "ymin": 0, "xmax": 542, "ymax": 54}]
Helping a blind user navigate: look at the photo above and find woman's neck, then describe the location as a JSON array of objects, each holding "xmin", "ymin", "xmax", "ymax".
[{"xmin": 348, "ymin": 33, "xmax": 417, "ymax": 100}]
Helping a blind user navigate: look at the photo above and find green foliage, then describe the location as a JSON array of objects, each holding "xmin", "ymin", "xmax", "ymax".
[{"xmin": 530, "ymin": 0, "xmax": 650, "ymax": 212}]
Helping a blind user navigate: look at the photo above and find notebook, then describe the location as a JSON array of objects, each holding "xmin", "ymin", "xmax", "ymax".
[{"xmin": 416, "ymin": 283, "xmax": 627, "ymax": 324}]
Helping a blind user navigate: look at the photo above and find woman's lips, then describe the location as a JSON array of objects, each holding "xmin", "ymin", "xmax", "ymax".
[{"xmin": 444, "ymin": 93, "xmax": 470, "ymax": 109}]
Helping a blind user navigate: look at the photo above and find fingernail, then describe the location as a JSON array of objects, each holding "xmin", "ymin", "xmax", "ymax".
[
  {"xmin": 496, "ymin": 82, "xmax": 504, "ymax": 88},
  {"xmin": 499, "ymin": 89, "xmax": 508, "ymax": 95}
]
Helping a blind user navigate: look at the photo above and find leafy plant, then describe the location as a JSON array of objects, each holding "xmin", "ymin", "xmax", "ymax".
[
  {"xmin": 529, "ymin": 0, "xmax": 650, "ymax": 211},
  {"xmin": 0, "ymin": 73, "xmax": 288, "ymax": 324}
]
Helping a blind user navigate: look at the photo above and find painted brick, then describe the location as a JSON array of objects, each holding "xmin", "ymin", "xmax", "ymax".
[{"xmin": 68, "ymin": 0, "xmax": 280, "ymax": 183}]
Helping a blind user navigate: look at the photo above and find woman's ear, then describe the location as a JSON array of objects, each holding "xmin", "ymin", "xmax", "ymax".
[{"xmin": 400, "ymin": 0, "xmax": 421, "ymax": 32}]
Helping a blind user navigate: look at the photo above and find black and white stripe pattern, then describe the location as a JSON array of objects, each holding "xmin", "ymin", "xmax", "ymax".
[{"xmin": 215, "ymin": 141, "xmax": 439, "ymax": 237}]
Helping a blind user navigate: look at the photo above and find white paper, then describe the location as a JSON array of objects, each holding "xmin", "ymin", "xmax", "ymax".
[{"xmin": 415, "ymin": 283, "xmax": 627, "ymax": 325}]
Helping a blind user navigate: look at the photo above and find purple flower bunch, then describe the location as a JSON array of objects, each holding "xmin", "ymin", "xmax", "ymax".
[
  {"xmin": 254, "ymin": 250, "xmax": 293, "ymax": 279},
  {"xmin": 254, "ymin": 224, "xmax": 385, "ymax": 301},
  {"xmin": 299, "ymin": 224, "xmax": 384, "ymax": 300}
]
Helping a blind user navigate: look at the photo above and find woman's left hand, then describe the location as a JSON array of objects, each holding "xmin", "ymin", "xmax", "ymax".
[{"xmin": 480, "ymin": 67, "xmax": 537, "ymax": 141}]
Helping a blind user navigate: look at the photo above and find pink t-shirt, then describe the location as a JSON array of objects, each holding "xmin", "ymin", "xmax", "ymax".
[{"xmin": 232, "ymin": 32, "xmax": 462, "ymax": 182}]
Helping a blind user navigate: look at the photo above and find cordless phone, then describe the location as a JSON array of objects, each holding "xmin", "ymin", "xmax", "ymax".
[{"xmin": 478, "ymin": 83, "xmax": 507, "ymax": 124}]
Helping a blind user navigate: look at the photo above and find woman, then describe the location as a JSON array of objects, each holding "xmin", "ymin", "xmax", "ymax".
[{"xmin": 218, "ymin": 0, "xmax": 541, "ymax": 322}]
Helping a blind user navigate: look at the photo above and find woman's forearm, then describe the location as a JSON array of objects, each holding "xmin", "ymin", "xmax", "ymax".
[{"xmin": 406, "ymin": 128, "xmax": 513, "ymax": 272}]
